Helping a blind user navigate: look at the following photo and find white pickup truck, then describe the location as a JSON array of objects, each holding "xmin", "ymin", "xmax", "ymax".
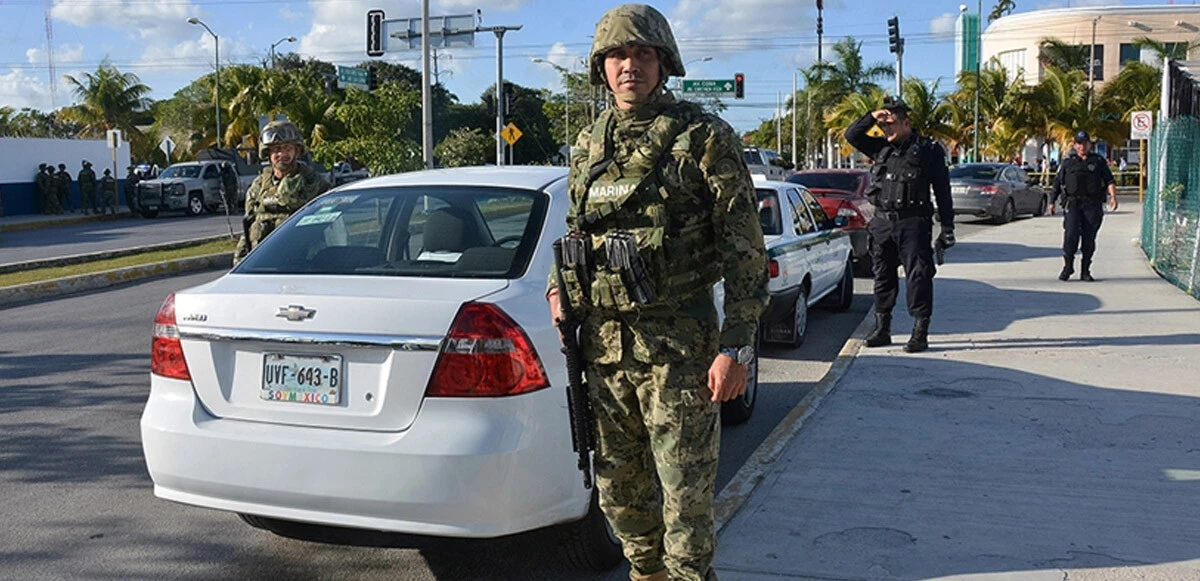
[
  {"xmin": 753, "ymin": 179, "xmax": 855, "ymax": 347},
  {"xmin": 743, "ymin": 147, "xmax": 792, "ymax": 181},
  {"xmin": 135, "ymin": 160, "xmax": 255, "ymax": 218}
]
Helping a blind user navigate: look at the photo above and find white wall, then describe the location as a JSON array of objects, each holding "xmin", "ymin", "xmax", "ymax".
[{"xmin": 0, "ymin": 137, "xmax": 131, "ymax": 182}]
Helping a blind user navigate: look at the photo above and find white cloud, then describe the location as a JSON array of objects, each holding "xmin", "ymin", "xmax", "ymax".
[
  {"xmin": 26, "ymin": 44, "xmax": 86, "ymax": 67},
  {"xmin": 50, "ymin": 0, "xmax": 197, "ymax": 43},
  {"xmin": 930, "ymin": 12, "xmax": 958, "ymax": 40},
  {"xmin": 531, "ymin": 42, "xmax": 585, "ymax": 90},
  {"xmin": 671, "ymin": 0, "xmax": 815, "ymax": 53},
  {"xmin": 280, "ymin": 5, "xmax": 303, "ymax": 21},
  {"xmin": 137, "ymin": 34, "xmax": 255, "ymax": 72},
  {"xmin": 0, "ymin": 68, "xmax": 53, "ymax": 110}
]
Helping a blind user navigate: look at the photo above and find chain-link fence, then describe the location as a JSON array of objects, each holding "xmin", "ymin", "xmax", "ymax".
[{"xmin": 1142, "ymin": 108, "xmax": 1200, "ymax": 299}]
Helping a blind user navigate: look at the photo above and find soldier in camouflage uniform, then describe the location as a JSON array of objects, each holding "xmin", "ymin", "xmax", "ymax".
[
  {"xmin": 56, "ymin": 164, "xmax": 73, "ymax": 213},
  {"xmin": 125, "ymin": 165, "xmax": 141, "ymax": 216},
  {"xmin": 78, "ymin": 161, "xmax": 98, "ymax": 215},
  {"xmin": 99, "ymin": 169, "xmax": 118, "ymax": 216},
  {"xmin": 233, "ymin": 121, "xmax": 329, "ymax": 264},
  {"xmin": 546, "ymin": 5, "xmax": 768, "ymax": 580}
]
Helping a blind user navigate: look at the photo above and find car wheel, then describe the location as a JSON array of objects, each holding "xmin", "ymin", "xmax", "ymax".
[
  {"xmin": 721, "ymin": 330, "xmax": 760, "ymax": 426},
  {"xmin": 562, "ymin": 490, "xmax": 623, "ymax": 571},
  {"xmin": 1034, "ymin": 194, "xmax": 1048, "ymax": 216},
  {"xmin": 995, "ymin": 199, "xmax": 1015, "ymax": 224},
  {"xmin": 788, "ymin": 285, "xmax": 809, "ymax": 348},
  {"xmin": 139, "ymin": 208, "xmax": 158, "ymax": 219},
  {"xmin": 186, "ymin": 192, "xmax": 204, "ymax": 216},
  {"xmin": 823, "ymin": 260, "xmax": 854, "ymax": 312}
]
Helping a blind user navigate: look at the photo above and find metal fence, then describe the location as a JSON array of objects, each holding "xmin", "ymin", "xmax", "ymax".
[{"xmin": 1141, "ymin": 60, "xmax": 1200, "ymax": 299}]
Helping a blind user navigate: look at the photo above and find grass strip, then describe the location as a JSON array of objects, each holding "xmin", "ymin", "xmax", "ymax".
[{"xmin": 0, "ymin": 238, "xmax": 236, "ymax": 288}]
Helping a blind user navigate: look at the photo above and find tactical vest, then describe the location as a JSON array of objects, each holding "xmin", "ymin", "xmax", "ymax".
[
  {"xmin": 1063, "ymin": 155, "xmax": 1105, "ymax": 203},
  {"xmin": 561, "ymin": 102, "xmax": 722, "ymax": 313},
  {"xmin": 870, "ymin": 136, "xmax": 935, "ymax": 215}
]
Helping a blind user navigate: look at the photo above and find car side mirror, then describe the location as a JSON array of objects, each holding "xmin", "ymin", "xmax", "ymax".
[{"xmin": 832, "ymin": 215, "xmax": 849, "ymax": 228}]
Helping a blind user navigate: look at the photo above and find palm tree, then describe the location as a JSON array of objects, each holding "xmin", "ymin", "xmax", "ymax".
[
  {"xmin": 284, "ymin": 89, "xmax": 340, "ymax": 146},
  {"xmin": 1038, "ymin": 38, "xmax": 1089, "ymax": 73},
  {"xmin": 1131, "ymin": 36, "xmax": 1200, "ymax": 63},
  {"xmin": 901, "ymin": 77, "xmax": 955, "ymax": 145},
  {"xmin": 988, "ymin": 0, "xmax": 1016, "ymax": 23},
  {"xmin": 223, "ymin": 66, "xmax": 302, "ymax": 149},
  {"xmin": 61, "ymin": 61, "xmax": 152, "ymax": 139},
  {"xmin": 1099, "ymin": 60, "xmax": 1160, "ymax": 118},
  {"xmin": 824, "ymin": 86, "xmax": 887, "ymax": 158},
  {"xmin": 812, "ymin": 37, "xmax": 895, "ymax": 102}
]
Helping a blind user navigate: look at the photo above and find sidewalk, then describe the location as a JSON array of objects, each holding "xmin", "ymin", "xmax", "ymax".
[
  {"xmin": 0, "ymin": 209, "xmax": 131, "ymax": 232},
  {"xmin": 714, "ymin": 205, "xmax": 1200, "ymax": 580}
]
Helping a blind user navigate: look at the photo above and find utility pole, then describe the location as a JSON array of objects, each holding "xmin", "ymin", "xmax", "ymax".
[
  {"xmin": 1088, "ymin": 16, "xmax": 1100, "ymax": 112},
  {"xmin": 792, "ymin": 71, "xmax": 797, "ymax": 169},
  {"xmin": 973, "ymin": 0, "xmax": 981, "ymax": 162},
  {"xmin": 421, "ymin": 0, "xmax": 432, "ymax": 168}
]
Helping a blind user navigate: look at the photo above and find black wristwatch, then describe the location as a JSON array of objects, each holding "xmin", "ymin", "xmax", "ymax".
[{"xmin": 719, "ymin": 345, "xmax": 755, "ymax": 366}]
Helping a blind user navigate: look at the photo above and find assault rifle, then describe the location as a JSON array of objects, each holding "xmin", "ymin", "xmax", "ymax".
[{"xmin": 552, "ymin": 238, "xmax": 596, "ymax": 489}]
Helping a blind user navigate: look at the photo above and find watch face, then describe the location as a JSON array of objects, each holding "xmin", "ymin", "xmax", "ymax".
[{"xmin": 737, "ymin": 346, "xmax": 755, "ymax": 365}]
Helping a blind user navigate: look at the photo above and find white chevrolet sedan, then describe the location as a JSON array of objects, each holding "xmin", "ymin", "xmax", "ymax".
[{"xmin": 141, "ymin": 166, "xmax": 756, "ymax": 570}]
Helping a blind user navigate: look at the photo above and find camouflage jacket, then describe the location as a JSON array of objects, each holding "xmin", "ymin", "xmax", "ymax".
[
  {"xmin": 244, "ymin": 162, "xmax": 328, "ymax": 219},
  {"xmin": 78, "ymin": 168, "xmax": 97, "ymax": 192},
  {"xmin": 551, "ymin": 96, "xmax": 768, "ymax": 349}
]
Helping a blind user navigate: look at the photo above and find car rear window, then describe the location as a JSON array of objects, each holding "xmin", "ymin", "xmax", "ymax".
[
  {"xmin": 756, "ymin": 189, "xmax": 783, "ymax": 236},
  {"xmin": 234, "ymin": 186, "xmax": 548, "ymax": 279},
  {"xmin": 949, "ymin": 166, "xmax": 1001, "ymax": 179},
  {"xmin": 788, "ymin": 173, "xmax": 863, "ymax": 193}
]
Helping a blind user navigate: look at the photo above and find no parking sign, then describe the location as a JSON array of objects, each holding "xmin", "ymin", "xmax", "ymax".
[{"xmin": 1131, "ymin": 111, "xmax": 1153, "ymax": 140}]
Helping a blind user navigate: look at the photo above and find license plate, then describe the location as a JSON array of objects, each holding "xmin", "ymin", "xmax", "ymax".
[
  {"xmin": 952, "ymin": 186, "xmax": 967, "ymax": 194},
  {"xmin": 261, "ymin": 353, "xmax": 342, "ymax": 405}
]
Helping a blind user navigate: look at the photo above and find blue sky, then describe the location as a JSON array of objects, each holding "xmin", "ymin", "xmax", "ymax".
[{"xmin": 0, "ymin": 0, "xmax": 1149, "ymax": 135}]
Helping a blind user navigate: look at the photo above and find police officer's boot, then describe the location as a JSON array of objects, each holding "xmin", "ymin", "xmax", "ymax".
[
  {"xmin": 1058, "ymin": 258, "xmax": 1074, "ymax": 281},
  {"xmin": 865, "ymin": 313, "xmax": 892, "ymax": 347},
  {"xmin": 1080, "ymin": 258, "xmax": 1095, "ymax": 282},
  {"xmin": 904, "ymin": 317, "xmax": 930, "ymax": 353}
]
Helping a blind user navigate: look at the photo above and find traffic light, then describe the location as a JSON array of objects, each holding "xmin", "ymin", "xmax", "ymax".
[
  {"xmin": 504, "ymin": 82, "xmax": 517, "ymax": 115},
  {"xmin": 734, "ymin": 73, "xmax": 745, "ymax": 99},
  {"xmin": 887, "ymin": 17, "xmax": 901, "ymax": 54}
]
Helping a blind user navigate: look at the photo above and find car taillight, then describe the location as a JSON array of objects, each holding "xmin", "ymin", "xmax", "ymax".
[
  {"xmin": 151, "ymin": 293, "xmax": 191, "ymax": 380},
  {"xmin": 968, "ymin": 185, "xmax": 1000, "ymax": 196},
  {"xmin": 837, "ymin": 204, "xmax": 866, "ymax": 228},
  {"xmin": 425, "ymin": 302, "xmax": 550, "ymax": 397},
  {"xmin": 769, "ymin": 259, "xmax": 780, "ymax": 279}
]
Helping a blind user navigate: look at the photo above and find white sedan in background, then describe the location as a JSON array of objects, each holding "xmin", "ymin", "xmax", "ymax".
[
  {"xmin": 140, "ymin": 166, "xmax": 758, "ymax": 572},
  {"xmin": 752, "ymin": 178, "xmax": 855, "ymax": 347}
]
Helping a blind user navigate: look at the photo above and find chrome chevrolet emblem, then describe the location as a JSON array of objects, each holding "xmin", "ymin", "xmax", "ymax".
[{"xmin": 276, "ymin": 305, "xmax": 316, "ymax": 322}]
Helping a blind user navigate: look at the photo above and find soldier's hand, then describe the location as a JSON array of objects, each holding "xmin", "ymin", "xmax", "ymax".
[
  {"xmin": 1048, "ymin": 203, "xmax": 1056, "ymax": 216},
  {"xmin": 547, "ymin": 288, "xmax": 564, "ymax": 342},
  {"xmin": 708, "ymin": 355, "xmax": 747, "ymax": 403}
]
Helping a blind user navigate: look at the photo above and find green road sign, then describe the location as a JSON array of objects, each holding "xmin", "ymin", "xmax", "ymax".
[
  {"xmin": 338, "ymin": 66, "xmax": 370, "ymax": 90},
  {"xmin": 681, "ymin": 79, "xmax": 735, "ymax": 97}
]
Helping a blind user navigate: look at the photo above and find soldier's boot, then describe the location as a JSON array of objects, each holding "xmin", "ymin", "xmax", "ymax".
[
  {"xmin": 904, "ymin": 317, "xmax": 931, "ymax": 353},
  {"xmin": 1080, "ymin": 258, "xmax": 1095, "ymax": 282},
  {"xmin": 629, "ymin": 568, "xmax": 669, "ymax": 581},
  {"xmin": 1058, "ymin": 258, "xmax": 1074, "ymax": 281},
  {"xmin": 865, "ymin": 313, "xmax": 892, "ymax": 348}
]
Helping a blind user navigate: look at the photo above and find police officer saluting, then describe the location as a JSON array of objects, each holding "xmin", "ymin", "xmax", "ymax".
[
  {"xmin": 1049, "ymin": 130, "xmax": 1118, "ymax": 282},
  {"xmin": 845, "ymin": 96, "xmax": 955, "ymax": 353},
  {"xmin": 546, "ymin": 5, "xmax": 768, "ymax": 580}
]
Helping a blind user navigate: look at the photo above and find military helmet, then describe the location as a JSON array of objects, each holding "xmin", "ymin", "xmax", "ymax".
[
  {"xmin": 259, "ymin": 120, "xmax": 305, "ymax": 157},
  {"xmin": 588, "ymin": 4, "xmax": 686, "ymax": 87},
  {"xmin": 38, "ymin": 163, "xmax": 46, "ymax": 170},
  {"xmin": 82, "ymin": 160, "xmax": 92, "ymax": 168}
]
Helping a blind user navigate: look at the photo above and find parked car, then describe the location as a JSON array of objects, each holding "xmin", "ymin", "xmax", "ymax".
[
  {"xmin": 743, "ymin": 147, "xmax": 791, "ymax": 181},
  {"xmin": 754, "ymin": 180, "xmax": 855, "ymax": 348},
  {"xmin": 786, "ymin": 169, "xmax": 875, "ymax": 274},
  {"xmin": 140, "ymin": 166, "xmax": 759, "ymax": 571},
  {"xmin": 948, "ymin": 163, "xmax": 1048, "ymax": 224}
]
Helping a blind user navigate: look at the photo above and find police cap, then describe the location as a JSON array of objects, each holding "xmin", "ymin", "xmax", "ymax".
[
  {"xmin": 1074, "ymin": 130, "xmax": 1091, "ymax": 143},
  {"xmin": 882, "ymin": 95, "xmax": 911, "ymax": 114}
]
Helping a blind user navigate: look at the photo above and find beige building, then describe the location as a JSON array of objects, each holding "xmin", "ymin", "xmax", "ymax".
[{"xmin": 982, "ymin": 5, "xmax": 1200, "ymax": 88}]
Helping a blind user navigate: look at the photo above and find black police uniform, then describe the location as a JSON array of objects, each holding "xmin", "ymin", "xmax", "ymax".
[
  {"xmin": 845, "ymin": 105, "xmax": 954, "ymax": 352},
  {"xmin": 1050, "ymin": 146, "xmax": 1113, "ymax": 281}
]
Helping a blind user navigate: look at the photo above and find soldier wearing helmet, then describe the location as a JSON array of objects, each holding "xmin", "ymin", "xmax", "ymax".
[
  {"xmin": 78, "ymin": 161, "xmax": 98, "ymax": 215},
  {"xmin": 234, "ymin": 120, "xmax": 329, "ymax": 263},
  {"xmin": 545, "ymin": 5, "xmax": 767, "ymax": 580}
]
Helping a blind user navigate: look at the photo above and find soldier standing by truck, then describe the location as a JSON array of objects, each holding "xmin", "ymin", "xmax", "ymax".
[
  {"xmin": 79, "ymin": 161, "xmax": 98, "ymax": 215},
  {"xmin": 125, "ymin": 166, "xmax": 141, "ymax": 216}
]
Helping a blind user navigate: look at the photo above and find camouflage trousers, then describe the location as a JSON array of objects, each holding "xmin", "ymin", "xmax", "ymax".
[
  {"xmin": 81, "ymin": 189, "xmax": 97, "ymax": 214},
  {"xmin": 583, "ymin": 305, "xmax": 721, "ymax": 581}
]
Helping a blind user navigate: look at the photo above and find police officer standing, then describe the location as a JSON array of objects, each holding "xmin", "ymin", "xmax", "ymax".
[
  {"xmin": 546, "ymin": 5, "xmax": 768, "ymax": 580},
  {"xmin": 1049, "ymin": 131, "xmax": 1118, "ymax": 282},
  {"xmin": 234, "ymin": 121, "xmax": 329, "ymax": 264},
  {"xmin": 845, "ymin": 97, "xmax": 955, "ymax": 353}
]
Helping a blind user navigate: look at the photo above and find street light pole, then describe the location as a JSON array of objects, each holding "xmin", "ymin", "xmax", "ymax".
[
  {"xmin": 269, "ymin": 36, "xmax": 297, "ymax": 70},
  {"xmin": 533, "ymin": 58, "xmax": 574, "ymax": 165},
  {"xmin": 188, "ymin": 18, "xmax": 220, "ymax": 148},
  {"xmin": 1088, "ymin": 16, "xmax": 1100, "ymax": 112}
]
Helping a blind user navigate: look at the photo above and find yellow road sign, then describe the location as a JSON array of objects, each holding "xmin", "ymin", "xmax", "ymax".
[{"xmin": 501, "ymin": 123, "xmax": 523, "ymax": 146}]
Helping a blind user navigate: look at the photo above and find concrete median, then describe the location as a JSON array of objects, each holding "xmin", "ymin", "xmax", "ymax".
[{"xmin": 0, "ymin": 252, "xmax": 232, "ymax": 309}]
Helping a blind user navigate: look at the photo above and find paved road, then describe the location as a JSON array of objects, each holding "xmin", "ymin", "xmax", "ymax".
[{"xmin": 0, "ymin": 214, "xmax": 238, "ymax": 267}]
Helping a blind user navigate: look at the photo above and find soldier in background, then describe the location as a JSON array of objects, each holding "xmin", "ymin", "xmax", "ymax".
[
  {"xmin": 56, "ymin": 164, "xmax": 73, "ymax": 213},
  {"xmin": 41, "ymin": 164, "xmax": 62, "ymax": 214},
  {"xmin": 234, "ymin": 121, "xmax": 329, "ymax": 264},
  {"xmin": 220, "ymin": 161, "xmax": 239, "ymax": 210},
  {"xmin": 34, "ymin": 164, "xmax": 49, "ymax": 214},
  {"xmin": 545, "ymin": 5, "xmax": 768, "ymax": 580},
  {"xmin": 99, "ymin": 169, "xmax": 117, "ymax": 216},
  {"xmin": 125, "ymin": 166, "xmax": 142, "ymax": 216},
  {"xmin": 79, "ymin": 161, "xmax": 98, "ymax": 215}
]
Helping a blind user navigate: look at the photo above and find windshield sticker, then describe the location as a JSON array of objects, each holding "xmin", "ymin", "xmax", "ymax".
[
  {"xmin": 297, "ymin": 212, "xmax": 342, "ymax": 226},
  {"xmin": 315, "ymin": 195, "xmax": 359, "ymax": 207}
]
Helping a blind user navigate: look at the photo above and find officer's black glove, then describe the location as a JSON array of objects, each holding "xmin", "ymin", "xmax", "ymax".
[{"xmin": 938, "ymin": 228, "xmax": 956, "ymax": 249}]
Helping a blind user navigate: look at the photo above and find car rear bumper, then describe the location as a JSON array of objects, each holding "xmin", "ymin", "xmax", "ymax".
[
  {"xmin": 950, "ymin": 195, "xmax": 1002, "ymax": 217},
  {"xmin": 140, "ymin": 376, "xmax": 589, "ymax": 538},
  {"xmin": 763, "ymin": 285, "xmax": 801, "ymax": 324}
]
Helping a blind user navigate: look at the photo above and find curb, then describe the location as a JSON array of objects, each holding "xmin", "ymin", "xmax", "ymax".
[
  {"xmin": 0, "ymin": 252, "xmax": 232, "ymax": 309},
  {"xmin": 0, "ymin": 235, "xmax": 235, "ymax": 275},
  {"xmin": 713, "ymin": 309, "xmax": 875, "ymax": 534},
  {"xmin": 0, "ymin": 211, "xmax": 134, "ymax": 233}
]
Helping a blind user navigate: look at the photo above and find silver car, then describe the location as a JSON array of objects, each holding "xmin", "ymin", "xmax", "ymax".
[{"xmin": 948, "ymin": 163, "xmax": 1049, "ymax": 224}]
